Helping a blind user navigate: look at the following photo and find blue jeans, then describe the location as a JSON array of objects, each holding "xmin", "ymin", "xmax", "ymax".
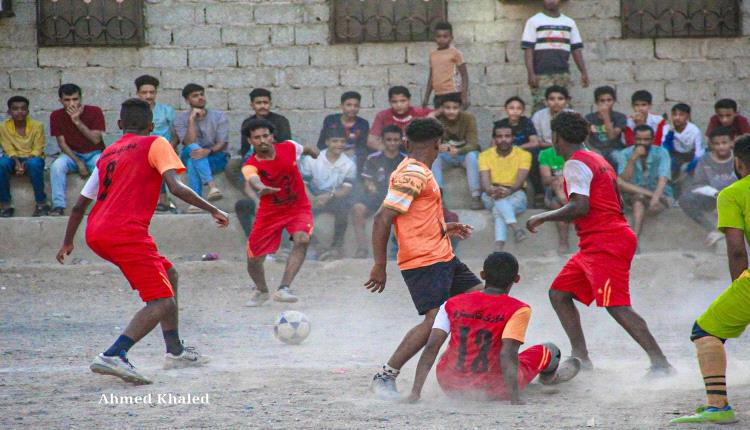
[
  {"xmin": 0, "ymin": 156, "xmax": 47, "ymax": 204},
  {"xmin": 482, "ymin": 190, "xmax": 527, "ymax": 242},
  {"xmin": 50, "ymin": 151, "xmax": 101, "ymax": 208},
  {"xmin": 431, "ymin": 151, "xmax": 480, "ymax": 196},
  {"xmin": 180, "ymin": 144, "xmax": 228, "ymax": 197}
]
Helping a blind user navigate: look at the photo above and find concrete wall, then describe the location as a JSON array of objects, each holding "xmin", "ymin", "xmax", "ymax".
[{"xmin": 1, "ymin": 0, "xmax": 749, "ymax": 152}]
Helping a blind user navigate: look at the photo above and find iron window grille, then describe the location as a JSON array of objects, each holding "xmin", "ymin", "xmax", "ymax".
[
  {"xmin": 37, "ymin": 0, "xmax": 145, "ymax": 47},
  {"xmin": 331, "ymin": 0, "xmax": 448, "ymax": 44},
  {"xmin": 621, "ymin": 0, "xmax": 742, "ymax": 38}
]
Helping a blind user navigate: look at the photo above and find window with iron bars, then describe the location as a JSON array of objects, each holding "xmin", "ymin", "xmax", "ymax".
[
  {"xmin": 37, "ymin": 0, "xmax": 145, "ymax": 47},
  {"xmin": 331, "ymin": 0, "xmax": 448, "ymax": 44},
  {"xmin": 621, "ymin": 0, "xmax": 742, "ymax": 38}
]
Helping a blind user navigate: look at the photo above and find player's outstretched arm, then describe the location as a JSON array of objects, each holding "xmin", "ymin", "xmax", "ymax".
[
  {"xmin": 405, "ymin": 328, "xmax": 448, "ymax": 403},
  {"xmin": 365, "ymin": 207, "xmax": 399, "ymax": 293},
  {"xmin": 163, "ymin": 169, "xmax": 229, "ymax": 227},
  {"xmin": 500, "ymin": 339, "xmax": 523, "ymax": 405},
  {"xmin": 526, "ymin": 193, "xmax": 589, "ymax": 233},
  {"xmin": 56, "ymin": 195, "xmax": 92, "ymax": 264}
]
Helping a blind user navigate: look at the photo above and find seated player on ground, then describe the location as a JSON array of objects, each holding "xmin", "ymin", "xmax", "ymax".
[
  {"xmin": 56, "ymin": 99, "xmax": 229, "ymax": 385},
  {"xmin": 405, "ymin": 252, "xmax": 581, "ymax": 404},
  {"xmin": 671, "ymin": 135, "xmax": 750, "ymax": 425}
]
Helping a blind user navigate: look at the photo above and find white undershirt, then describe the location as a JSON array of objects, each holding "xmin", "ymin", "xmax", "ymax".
[
  {"xmin": 562, "ymin": 159, "xmax": 593, "ymax": 197},
  {"xmin": 80, "ymin": 167, "xmax": 100, "ymax": 200},
  {"xmin": 432, "ymin": 303, "xmax": 451, "ymax": 334}
]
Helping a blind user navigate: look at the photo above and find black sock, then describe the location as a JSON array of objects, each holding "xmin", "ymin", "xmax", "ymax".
[
  {"xmin": 103, "ymin": 335, "xmax": 135, "ymax": 358},
  {"xmin": 163, "ymin": 329, "xmax": 183, "ymax": 355}
]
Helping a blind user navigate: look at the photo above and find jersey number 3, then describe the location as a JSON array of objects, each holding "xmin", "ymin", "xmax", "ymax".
[
  {"xmin": 98, "ymin": 161, "xmax": 116, "ymax": 201},
  {"xmin": 456, "ymin": 327, "xmax": 493, "ymax": 373}
]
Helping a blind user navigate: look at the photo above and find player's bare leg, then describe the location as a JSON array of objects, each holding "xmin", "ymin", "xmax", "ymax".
[
  {"xmin": 167, "ymin": 267, "xmax": 179, "ymax": 318},
  {"xmin": 274, "ymin": 232, "xmax": 311, "ymax": 303},
  {"xmin": 549, "ymin": 289, "xmax": 592, "ymax": 368},
  {"xmin": 606, "ymin": 306, "xmax": 672, "ymax": 372},
  {"xmin": 245, "ymin": 255, "xmax": 270, "ymax": 307},
  {"xmin": 631, "ymin": 195, "xmax": 646, "ymax": 238},
  {"xmin": 351, "ymin": 203, "xmax": 369, "ymax": 257}
]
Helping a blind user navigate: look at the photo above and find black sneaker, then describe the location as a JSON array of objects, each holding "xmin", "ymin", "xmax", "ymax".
[
  {"xmin": 33, "ymin": 203, "xmax": 50, "ymax": 217},
  {"xmin": 0, "ymin": 208, "xmax": 14, "ymax": 218},
  {"xmin": 371, "ymin": 373, "xmax": 401, "ymax": 400}
]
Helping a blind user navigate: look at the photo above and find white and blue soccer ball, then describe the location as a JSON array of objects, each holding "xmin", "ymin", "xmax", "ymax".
[{"xmin": 274, "ymin": 311, "xmax": 311, "ymax": 345}]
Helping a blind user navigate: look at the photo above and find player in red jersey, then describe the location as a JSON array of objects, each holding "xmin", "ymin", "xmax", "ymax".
[
  {"xmin": 240, "ymin": 119, "xmax": 320, "ymax": 306},
  {"xmin": 405, "ymin": 252, "xmax": 581, "ymax": 404},
  {"xmin": 56, "ymin": 99, "xmax": 229, "ymax": 385},
  {"xmin": 526, "ymin": 112, "xmax": 672, "ymax": 375}
]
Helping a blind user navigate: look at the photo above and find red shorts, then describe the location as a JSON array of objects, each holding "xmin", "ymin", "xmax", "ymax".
[
  {"xmin": 87, "ymin": 235, "xmax": 174, "ymax": 303},
  {"xmin": 550, "ymin": 232, "xmax": 637, "ymax": 307},
  {"xmin": 247, "ymin": 209, "xmax": 314, "ymax": 258},
  {"xmin": 437, "ymin": 344, "xmax": 552, "ymax": 400}
]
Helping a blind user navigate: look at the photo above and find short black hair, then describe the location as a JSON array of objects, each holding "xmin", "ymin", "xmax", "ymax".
[
  {"xmin": 545, "ymin": 85, "xmax": 569, "ymax": 100},
  {"xmin": 134, "ymin": 74, "xmax": 159, "ymax": 91},
  {"xmin": 492, "ymin": 121, "xmax": 513, "ymax": 137},
  {"xmin": 594, "ymin": 85, "xmax": 617, "ymax": 102},
  {"xmin": 340, "ymin": 91, "xmax": 361, "ymax": 104},
  {"xmin": 58, "ymin": 83, "xmax": 82, "ymax": 98},
  {"xmin": 242, "ymin": 118, "xmax": 275, "ymax": 138},
  {"xmin": 551, "ymin": 111, "xmax": 590, "ymax": 145},
  {"xmin": 325, "ymin": 127, "xmax": 347, "ymax": 141},
  {"xmin": 504, "ymin": 96, "xmax": 526, "ymax": 108},
  {"xmin": 439, "ymin": 92, "xmax": 462, "ymax": 106},
  {"xmin": 405, "ymin": 118, "xmax": 443, "ymax": 145},
  {"xmin": 633, "ymin": 124, "xmax": 654, "ymax": 138},
  {"xmin": 7, "ymin": 95, "xmax": 29, "ymax": 109},
  {"xmin": 483, "ymin": 252, "xmax": 519, "ymax": 289},
  {"xmin": 181, "ymin": 83, "xmax": 204, "ymax": 99},
  {"xmin": 672, "ymin": 103, "xmax": 691, "ymax": 115},
  {"xmin": 715, "ymin": 98, "xmax": 738, "ymax": 112},
  {"xmin": 120, "ymin": 98, "xmax": 153, "ymax": 131},
  {"xmin": 250, "ymin": 88, "xmax": 272, "ymax": 102},
  {"xmin": 709, "ymin": 126, "xmax": 734, "ymax": 140},
  {"xmin": 734, "ymin": 135, "xmax": 750, "ymax": 164},
  {"xmin": 434, "ymin": 21, "xmax": 453, "ymax": 34},
  {"xmin": 388, "ymin": 86, "xmax": 411, "ymax": 100},
  {"xmin": 631, "ymin": 90, "xmax": 653, "ymax": 105},
  {"xmin": 381, "ymin": 124, "xmax": 403, "ymax": 138}
]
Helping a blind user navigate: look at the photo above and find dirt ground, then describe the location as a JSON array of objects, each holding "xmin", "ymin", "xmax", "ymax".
[{"xmin": 1, "ymin": 251, "xmax": 749, "ymax": 429}]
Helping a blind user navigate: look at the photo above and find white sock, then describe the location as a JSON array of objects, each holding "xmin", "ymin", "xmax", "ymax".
[{"xmin": 382, "ymin": 364, "xmax": 399, "ymax": 379}]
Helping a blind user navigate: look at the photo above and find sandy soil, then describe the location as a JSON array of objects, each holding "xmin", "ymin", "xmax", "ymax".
[{"xmin": 1, "ymin": 251, "xmax": 749, "ymax": 429}]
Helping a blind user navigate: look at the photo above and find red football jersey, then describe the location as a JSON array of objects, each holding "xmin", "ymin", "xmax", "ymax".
[
  {"xmin": 241, "ymin": 141, "xmax": 311, "ymax": 216},
  {"xmin": 86, "ymin": 134, "xmax": 184, "ymax": 240},
  {"xmin": 436, "ymin": 291, "xmax": 529, "ymax": 397},
  {"xmin": 564, "ymin": 150, "xmax": 631, "ymax": 242}
]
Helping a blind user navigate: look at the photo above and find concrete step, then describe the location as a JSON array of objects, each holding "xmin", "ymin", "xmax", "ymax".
[{"xmin": 0, "ymin": 209, "xmax": 718, "ymax": 263}]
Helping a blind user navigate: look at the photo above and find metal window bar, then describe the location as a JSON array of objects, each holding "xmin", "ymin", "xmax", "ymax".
[
  {"xmin": 331, "ymin": 0, "xmax": 447, "ymax": 44},
  {"xmin": 37, "ymin": 0, "xmax": 145, "ymax": 47},
  {"xmin": 621, "ymin": 0, "xmax": 741, "ymax": 38}
]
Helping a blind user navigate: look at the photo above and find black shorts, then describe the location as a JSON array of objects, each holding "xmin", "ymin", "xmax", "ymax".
[
  {"xmin": 401, "ymin": 257, "xmax": 482, "ymax": 315},
  {"xmin": 356, "ymin": 192, "xmax": 382, "ymax": 216}
]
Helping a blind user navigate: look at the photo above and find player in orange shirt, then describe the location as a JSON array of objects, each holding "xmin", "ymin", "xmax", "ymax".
[
  {"xmin": 365, "ymin": 118, "xmax": 481, "ymax": 399},
  {"xmin": 405, "ymin": 252, "xmax": 580, "ymax": 404},
  {"xmin": 56, "ymin": 99, "xmax": 229, "ymax": 385}
]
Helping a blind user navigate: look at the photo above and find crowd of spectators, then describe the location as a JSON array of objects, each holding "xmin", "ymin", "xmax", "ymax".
[{"xmin": 0, "ymin": 0, "xmax": 743, "ymax": 257}]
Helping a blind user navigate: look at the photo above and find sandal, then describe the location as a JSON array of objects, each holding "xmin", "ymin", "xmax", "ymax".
[
  {"xmin": 49, "ymin": 207, "xmax": 65, "ymax": 216},
  {"xmin": 155, "ymin": 203, "xmax": 170, "ymax": 213},
  {"xmin": 318, "ymin": 248, "xmax": 343, "ymax": 261},
  {"xmin": 0, "ymin": 207, "xmax": 14, "ymax": 218},
  {"xmin": 33, "ymin": 203, "xmax": 51, "ymax": 217},
  {"xmin": 513, "ymin": 229, "xmax": 528, "ymax": 244},
  {"xmin": 354, "ymin": 248, "xmax": 369, "ymax": 259}
]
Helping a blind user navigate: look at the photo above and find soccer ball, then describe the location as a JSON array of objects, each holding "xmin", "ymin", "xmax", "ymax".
[{"xmin": 274, "ymin": 311, "xmax": 311, "ymax": 345}]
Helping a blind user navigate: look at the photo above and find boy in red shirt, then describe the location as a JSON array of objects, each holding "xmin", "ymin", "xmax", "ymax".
[
  {"xmin": 368, "ymin": 86, "xmax": 432, "ymax": 151},
  {"xmin": 406, "ymin": 252, "xmax": 580, "ymax": 404},
  {"xmin": 241, "ymin": 119, "xmax": 320, "ymax": 306},
  {"xmin": 526, "ymin": 112, "xmax": 672, "ymax": 375},
  {"xmin": 56, "ymin": 99, "xmax": 229, "ymax": 385},
  {"xmin": 705, "ymin": 98, "xmax": 750, "ymax": 140}
]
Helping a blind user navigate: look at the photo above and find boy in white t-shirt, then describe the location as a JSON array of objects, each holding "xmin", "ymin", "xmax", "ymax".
[
  {"xmin": 661, "ymin": 103, "xmax": 704, "ymax": 179},
  {"xmin": 522, "ymin": 0, "xmax": 589, "ymax": 112}
]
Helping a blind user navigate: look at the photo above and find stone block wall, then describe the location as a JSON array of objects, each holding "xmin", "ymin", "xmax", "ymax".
[{"xmin": 1, "ymin": 0, "xmax": 749, "ymax": 151}]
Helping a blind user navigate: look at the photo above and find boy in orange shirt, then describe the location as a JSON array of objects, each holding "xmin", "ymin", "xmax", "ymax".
[{"xmin": 422, "ymin": 22, "xmax": 470, "ymax": 109}]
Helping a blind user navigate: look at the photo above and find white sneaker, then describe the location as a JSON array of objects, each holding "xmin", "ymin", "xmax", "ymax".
[
  {"xmin": 245, "ymin": 290, "xmax": 270, "ymax": 307},
  {"xmin": 371, "ymin": 373, "xmax": 401, "ymax": 400},
  {"xmin": 164, "ymin": 343, "xmax": 210, "ymax": 369},
  {"xmin": 273, "ymin": 287, "xmax": 298, "ymax": 303},
  {"xmin": 90, "ymin": 353, "xmax": 152, "ymax": 385},
  {"xmin": 206, "ymin": 187, "xmax": 223, "ymax": 201}
]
